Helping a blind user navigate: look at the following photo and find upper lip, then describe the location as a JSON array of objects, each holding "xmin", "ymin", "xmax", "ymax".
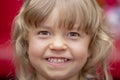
[{"xmin": 44, "ymin": 56, "xmax": 72, "ymax": 60}]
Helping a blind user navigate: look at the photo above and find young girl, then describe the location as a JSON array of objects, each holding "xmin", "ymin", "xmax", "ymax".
[{"xmin": 12, "ymin": 0, "xmax": 113, "ymax": 80}]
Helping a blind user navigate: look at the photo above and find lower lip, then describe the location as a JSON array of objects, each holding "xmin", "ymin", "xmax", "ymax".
[{"xmin": 45, "ymin": 60, "xmax": 71, "ymax": 67}]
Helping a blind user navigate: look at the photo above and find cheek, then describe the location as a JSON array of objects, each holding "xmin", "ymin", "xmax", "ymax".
[
  {"xmin": 70, "ymin": 42, "xmax": 89, "ymax": 60},
  {"xmin": 74, "ymin": 45, "xmax": 89, "ymax": 68},
  {"xmin": 27, "ymin": 39, "xmax": 48, "ymax": 58},
  {"xmin": 70, "ymin": 43, "xmax": 89, "ymax": 72},
  {"xmin": 71, "ymin": 41, "xmax": 89, "ymax": 52},
  {"xmin": 75, "ymin": 47, "xmax": 88, "ymax": 63}
]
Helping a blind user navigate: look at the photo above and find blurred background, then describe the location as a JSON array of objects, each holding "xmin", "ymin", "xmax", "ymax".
[{"xmin": 0, "ymin": 0, "xmax": 120, "ymax": 80}]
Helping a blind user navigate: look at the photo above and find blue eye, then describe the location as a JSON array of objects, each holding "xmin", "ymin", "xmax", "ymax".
[
  {"xmin": 67, "ymin": 32, "xmax": 80, "ymax": 38},
  {"xmin": 38, "ymin": 31, "xmax": 51, "ymax": 37}
]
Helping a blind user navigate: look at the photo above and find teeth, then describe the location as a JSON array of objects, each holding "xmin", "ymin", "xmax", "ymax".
[{"xmin": 47, "ymin": 58, "xmax": 68, "ymax": 63}]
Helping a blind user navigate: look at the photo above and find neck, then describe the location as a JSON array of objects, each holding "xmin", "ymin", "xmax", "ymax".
[{"xmin": 35, "ymin": 74, "xmax": 80, "ymax": 80}]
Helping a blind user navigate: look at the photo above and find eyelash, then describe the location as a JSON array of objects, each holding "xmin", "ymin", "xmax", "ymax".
[
  {"xmin": 38, "ymin": 31, "xmax": 51, "ymax": 37},
  {"xmin": 67, "ymin": 32, "xmax": 80, "ymax": 38},
  {"xmin": 37, "ymin": 31, "xmax": 80, "ymax": 39}
]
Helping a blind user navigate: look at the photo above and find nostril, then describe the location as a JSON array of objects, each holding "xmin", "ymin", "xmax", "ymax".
[{"xmin": 49, "ymin": 43, "xmax": 67, "ymax": 50}]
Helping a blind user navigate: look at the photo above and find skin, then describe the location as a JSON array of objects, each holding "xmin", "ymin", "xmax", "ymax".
[{"xmin": 27, "ymin": 8, "xmax": 91, "ymax": 80}]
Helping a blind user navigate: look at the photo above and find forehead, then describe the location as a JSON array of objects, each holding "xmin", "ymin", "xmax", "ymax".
[
  {"xmin": 40, "ymin": 7, "xmax": 82, "ymax": 31},
  {"xmin": 42, "ymin": 8, "xmax": 59, "ymax": 28},
  {"xmin": 24, "ymin": 0, "xmax": 100, "ymax": 35}
]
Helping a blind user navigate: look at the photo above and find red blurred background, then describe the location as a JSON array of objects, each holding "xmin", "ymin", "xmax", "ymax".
[
  {"xmin": 0, "ymin": 0, "xmax": 120, "ymax": 80},
  {"xmin": 0, "ymin": 0, "xmax": 23, "ymax": 80}
]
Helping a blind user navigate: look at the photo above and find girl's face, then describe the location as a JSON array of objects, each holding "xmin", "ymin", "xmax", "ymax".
[{"xmin": 27, "ymin": 8, "xmax": 91, "ymax": 80}]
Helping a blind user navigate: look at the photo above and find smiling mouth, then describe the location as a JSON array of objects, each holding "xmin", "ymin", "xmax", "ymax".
[{"xmin": 45, "ymin": 57, "xmax": 71, "ymax": 63}]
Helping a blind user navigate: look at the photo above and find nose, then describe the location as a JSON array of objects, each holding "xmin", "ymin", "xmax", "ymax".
[{"xmin": 49, "ymin": 36, "xmax": 67, "ymax": 51}]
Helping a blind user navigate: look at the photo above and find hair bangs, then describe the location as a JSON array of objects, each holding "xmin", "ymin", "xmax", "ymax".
[
  {"xmin": 21, "ymin": 0, "xmax": 102, "ymax": 35},
  {"xmin": 78, "ymin": 0, "xmax": 103, "ymax": 35},
  {"xmin": 22, "ymin": 0, "xmax": 56, "ymax": 29},
  {"xmin": 51, "ymin": 0, "xmax": 85, "ymax": 32},
  {"xmin": 53, "ymin": 0, "xmax": 102, "ymax": 35},
  {"xmin": 75, "ymin": 0, "xmax": 103, "ymax": 35}
]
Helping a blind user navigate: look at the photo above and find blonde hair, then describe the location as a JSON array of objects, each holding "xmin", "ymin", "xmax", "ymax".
[{"xmin": 12, "ymin": 0, "xmax": 113, "ymax": 80}]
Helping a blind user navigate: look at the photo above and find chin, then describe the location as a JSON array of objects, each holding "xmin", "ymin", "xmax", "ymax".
[{"xmin": 47, "ymin": 74, "xmax": 68, "ymax": 80}]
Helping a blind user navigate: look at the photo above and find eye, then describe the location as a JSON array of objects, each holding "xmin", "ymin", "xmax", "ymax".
[
  {"xmin": 67, "ymin": 32, "xmax": 80, "ymax": 39},
  {"xmin": 38, "ymin": 31, "xmax": 51, "ymax": 38}
]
